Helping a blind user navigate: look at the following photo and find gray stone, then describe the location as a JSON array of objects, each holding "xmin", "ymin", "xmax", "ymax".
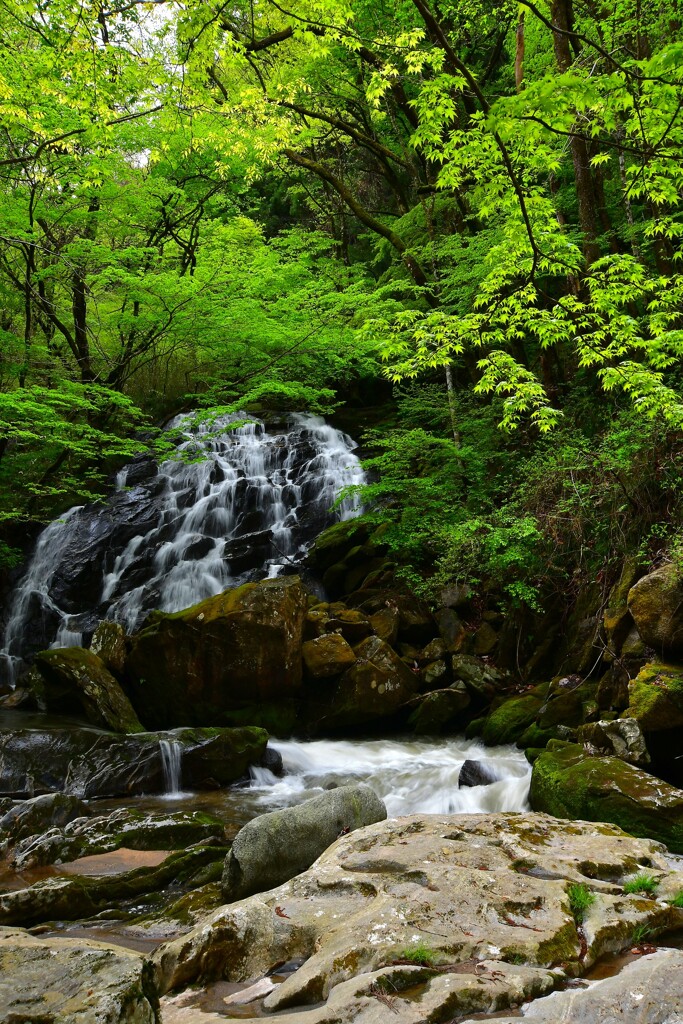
[
  {"xmin": 459, "ymin": 947, "xmax": 683, "ymax": 1024},
  {"xmin": 578, "ymin": 717, "xmax": 650, "ymax": 765},
  {"xmin": 0, "ymin": 927, "xmax": 160, "ymax": 1023},
  {"xmin": 221, "ymin": 783, "xmax": 387, "ymax": 902}
]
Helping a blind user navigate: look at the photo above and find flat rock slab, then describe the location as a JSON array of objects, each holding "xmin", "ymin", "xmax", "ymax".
[
  {"xmin": 460, "ymin": 946, "xmax": 683, "ymax": 1023},
  {"xmin": 153, "ymin": 812, "xmax": 683, "ymax": 1023},
  {"xmin": 0, "ymin": 926, "xmax": 160, "ymax": 1023}
]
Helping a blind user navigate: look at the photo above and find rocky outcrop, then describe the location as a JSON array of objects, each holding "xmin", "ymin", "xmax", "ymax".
[
  {"xmin": 153, "ymin": 813, "xmax": 683, "ymax": 1020},
  {"xmin": 222, "ymin": 784, "xmax": 387, "ymax": 902},
  {"xmin": 0, "ymin": 725, "xmax": 268, "ymax": 798},
  {"xmin": 125, "ymin": 576, "xmax": 308, "ymax": 728},
  {"xmin": 530, "ymin": 742, "xmax": 683, "ymax": 851},
  {"xmin": 0, "ymin": 792, "xmax": 90, "ymax": 847},
  {"xmin": 577, "ymin": 718, "xmax": 650, "ymax": 765},
  {"xmin": 8, "ymin": 806, "xmax": 226, "ymax": 870},
  {"xmin": 0, "ymin": 927, "xmax": 160, "ymax": 1023},
  {"xmin": 31, "ymin": 647, "xmax": 144, "ymax": 733},
  {"xmin": 460, "ymin": 947, "xmax": 683, "ymax": 1024},
  {"xmin": 628, "ymin": 562, "xmax": 683, "ymax": 656}
]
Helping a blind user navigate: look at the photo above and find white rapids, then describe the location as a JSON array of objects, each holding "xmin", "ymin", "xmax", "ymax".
[{"xmin": 249, "ymin": 736, "xmax": 532, "ymax": 816}]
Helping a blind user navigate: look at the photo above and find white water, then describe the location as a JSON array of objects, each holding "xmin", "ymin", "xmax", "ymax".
[
  {"xmin": 159, "ymin": 739, "xmax": 183, "ymax": 798},
  {"xmin": 1, "ymin": 412, "xmax": 365, "ymax": 684},
  {"xmin": 248, "ymin": 737, "xmax": 532, "ymax": 816}
]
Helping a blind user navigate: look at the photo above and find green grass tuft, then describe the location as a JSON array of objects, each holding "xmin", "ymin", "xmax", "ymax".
[
  {"xmin": 568, "ymin": 883, "xmax": 595, "ymax": 922},
  {"xmin": 670, "ymin": 890, "xmax": 683, "ymax": 908},
  {"xmin": 623, "ymin": 873, "xmax": 659, "ymax": 896},
  {"xmin": 632, "ymin": 923, "xmax": 653, "ymax": 944},
  {"xmin": 398, "ymin": 940, "xmax": 439, "ymax": 967}
]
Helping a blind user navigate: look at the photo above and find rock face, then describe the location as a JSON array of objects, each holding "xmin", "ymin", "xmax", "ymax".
[
  {"xmin": 125, "ymin": 577, "xmax": 308, "ymax": 728},
  {"xmin": 628, "ymin": 562, "xmax": 683, "ymax": 656},
  {"xmin": 154, "ymin": 813, "xmax": 683, "ymax": 1022},
  {"xmin": 32, "ymin": 647, "xmax": 144, "ymax": 733},
  {"xmin": 0, "ymin": 927, "xmax": 160, "ymax": 1023},
  {"xmin": 459, "ymin": 947, "xmax": 683, "ymax": 1024},
  {"xmin": 222, "ymin": 784, "xmax": 387, "ymax": 902},
  {"xmin": 530, "ymin": 742, "xmax": 683, "ymax": 852},
  {"xmin": 577, "ymin": 717, "xmax": 650, "ymax": 765},
  {"xmin": 0, "ymin": 725, "xmax": 268, "ymax": 798}
]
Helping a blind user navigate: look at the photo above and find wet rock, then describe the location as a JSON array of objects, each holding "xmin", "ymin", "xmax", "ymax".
[
  {"xmin": 368, "ymin": 606, "xmax": 400, "ymax": 645},
  {"xmin": 306, "ymin": 519, "xmax": 372, "ymax": 573},
  {"xmin": 459, "ymin": 759, "xmax": 499, "ymax": 788},
  {"xmin": 32, "ymin": 647, "xmax": 144, "ymax": 733},
  {"xmin": 451, "ymin": 654, "xmax": 504, "ymax": 703},
  {"xmin": 0, "ymin": 844, "xmax": 227, "ymax": 926},
  {"xmin": 530, "ymin": 742, "xmax": 683, "ymax": 852},
  {"xmin": 419, "ymin": 659, "xmax": 449, "ymax": 691},
  {"xmin": 126, "ymin": 577, "xmax": 308, "ymax": 728},
  {"xmin": 577, "ymin": 718, "xmax": 650, "ymax": 766},
  {"xmin": 0, "ymin": 793, "xmax": 90, "ymax": 847},
  {"xmin": 302, "ymin": 634, "xmax": 357, "ymax": 679},
  {"xmin": 628, "ymin": 562, "xmax": 683, "ymax": 656},
  {"xmin": 260, "ymin": 745, "xmax": 284, "ymax": 776},
  {"xmin": 435, "ymin": 607, "xmax": 468, "ymax": 653},
  {"xmin": 10, "ymin": 806, "xmax": 226, "ymax": 870},
  {"xmin": 481, "ymin": 693, "xmax": 545, "ymax": 746},
  {"xmin": 90, "ymin": 620, "xmax": 128, "ymax": 675},
  {"xmin": 222, "ymin": 784, "xmax": 387, "ymax": 902},
  {"xmin": 626, "ymin": 660, "xmax": 683, "ymax": 731},
  {"xmin": 154, "ymin": 813, "xmax": 682, "ymax": 1017},
  {"xmin": 324, "ymin": 636, "xmax": 418, "ymax": 728},
  {"xmin": 0, "ymin": 725, "xmax": 267, "ymax": 798},
  {"xmin": 408, "ymin": 687, "xmax": 470, "ymax": 735},
  {"xmin": 0, "ymin": 927, "xmax": 160, "ymax": 1023},
  {"xmin": 461, "ymin": 947, "xmax": 683, "ymax": 1024}
]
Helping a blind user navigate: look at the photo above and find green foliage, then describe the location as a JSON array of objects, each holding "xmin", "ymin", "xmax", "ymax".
[
  {"xmin": 631, "ymin": 923, "xmax": 654, "ymax": 944},
  {"xmin": 567, "ymin": 883, "xmax": 596, "ymax": 923},
  {"xmin": 669, "ymin": 890, "xmax": 683, "ymax": 908},
  {"xmin": 623, "ymin": 873, "xmax": 660, "ymax": 897}
]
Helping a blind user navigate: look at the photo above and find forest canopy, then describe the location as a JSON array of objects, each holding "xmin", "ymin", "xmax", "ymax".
[{"xmin": 3, "ymin": 0, "xmax": 683, "ymax": 610}]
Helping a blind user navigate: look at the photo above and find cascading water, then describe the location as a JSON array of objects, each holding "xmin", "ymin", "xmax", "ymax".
[
  {"xmin": 248, "ymin": 737, "xmax": 532, "ymax": 816},
  {"xmin": 1, "ymin": 412, "xmax": 365, "ymax": 684},
  {"xmin": 159, "ymin": 739, "xmax": 183, "ymax": 797}
]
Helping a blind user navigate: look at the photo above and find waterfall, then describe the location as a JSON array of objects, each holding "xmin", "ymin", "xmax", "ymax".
[
  {"xmin": 1, "ymin": 412, "xmax": 365, "ymax": 684},
  {"xmin": 159, "ymin": 739, "xmax": 183, "ymax": 797}
]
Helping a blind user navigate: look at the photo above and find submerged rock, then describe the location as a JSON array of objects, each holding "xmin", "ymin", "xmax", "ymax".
[
  {"xmin": 154, "ymin": 813, "xmax": 682, "ymax": 1020},
  {"xmin": 459, "ymin": 759, "xmax": 499, "ymax": 788},
  {"xmin": 0, "ymin": 927, "xmax": 160, "ymax": 1023},
  {"xmin": 126, "ymin": 576, "xmax": 308, "ymax": 728},
  {"xmin": 31, "ymin": 647, "xmax": 144, "ymax": 733},
  {"xmin": 222, "ymin": 784, "xmax": 387, "ymax": 902},
  {"xmin": 0, "ymin": 725, "xmax": 267, "ymax": 798},
  {"xmin": 530, "ymin": 742, "xmax": 683, "ymax": 851}
]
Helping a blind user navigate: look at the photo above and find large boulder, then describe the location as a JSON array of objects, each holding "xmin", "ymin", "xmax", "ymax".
[
  {"xmin": 126, "ymin": 576, "xmax": 308, "ymax": 728},
  {"xmin": 530, "ymin": 741, "xmax": 683, "ymax": 851},
  {"xmin": 408, "ymin": 686, "xmax": 470, "ymax": 735},
  {"xmin": 0, "ymin": 927, "xmax": 160, "ymax": 1023},
  {"xmin": 626, "ymin": 660, "xmax": 683, "ymax": 731},
  {"xmin": 31, "ymin": 647, "xmax": 144, "ymax": 733},
  {"xmin": 0, "ymin": 725, "xmax": 267, "ymax": 798},
  {"xmin": 628, "ymin": 562, "xmax": 683, "ymax": 656},
  {"xmin": 90, "ymin": 620, "xmax": 128, "ymax": 675},
  {"xmin": 222, "ymin": 784, "xmax": 387, "ymax": 902},
  {"xmin": 302, "ymin": 633, "xmax": 356, "ymax": 679},
  {"xmin": 154, "ymin": 813, "xmax": 683, "ymax": 1019},
  {"xmin": 323, "ymin": 636, "xmax": 418, "ymax": 729}
]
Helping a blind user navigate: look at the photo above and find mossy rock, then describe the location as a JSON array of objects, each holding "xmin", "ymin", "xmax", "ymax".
[
  {"xmin": 481, "ymin": 694, "xmax": 545, "ymax": 746},
  {"xmin": 530, "ymin": 743, "xmax": 683, "ymax": 852},
  {"xmin": 628, "ymin": 563, "xmax": 683, "ymax": 656},
  {"xmin": 303, "ymin": 633, "xmax": 357, "ymax": 679},
  {"xmin": 32, "ymin": 648, "xmax": 143, "ymax": 733},
  {"xmin": 627, "ymin": 661, "xmax": 683, "ymax": 731},
  {"xmin": 408, "ymin": 687, "xmax": 470, "ymax": 735},
  {"xmin": 306, "ymin": 519, "xmax": 373, "ymax": 573}
]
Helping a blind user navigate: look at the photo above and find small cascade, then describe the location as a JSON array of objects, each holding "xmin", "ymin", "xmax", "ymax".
[
  {"xmin": 1, "ymin": 412, "xmax": 365, "ymax": 682},
  {"xmin": 247, "ymin": 737, "xmax": 532, "ymax": 816},
  {"xmin": 159, "ymin": 739, "xmax": 183, "ymax": 797}
]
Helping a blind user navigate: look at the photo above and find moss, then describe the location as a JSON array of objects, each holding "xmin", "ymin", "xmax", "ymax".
[
  {"xmin": 481, "ymin": 694, "xmax": 544, "ymax": 746},
  {"xmin": 530, "ymin": 743, "xmax": 683, "ymax": 852},
  {"xmin": 518, "ymin": 724, "xmax": 557, "ymax": 748},
  {"xmin": 628, "ymin": 661, "xmax": 683, "ymax": 730},
  {"xmin": 535, "ymin": 920, "xmax": 582, "ymax": 967}
]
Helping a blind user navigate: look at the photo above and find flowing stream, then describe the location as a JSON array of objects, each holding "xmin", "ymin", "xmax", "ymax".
[{"xmin": 1, "ymin": 412, "xmax": 364, "ymax": 684}]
